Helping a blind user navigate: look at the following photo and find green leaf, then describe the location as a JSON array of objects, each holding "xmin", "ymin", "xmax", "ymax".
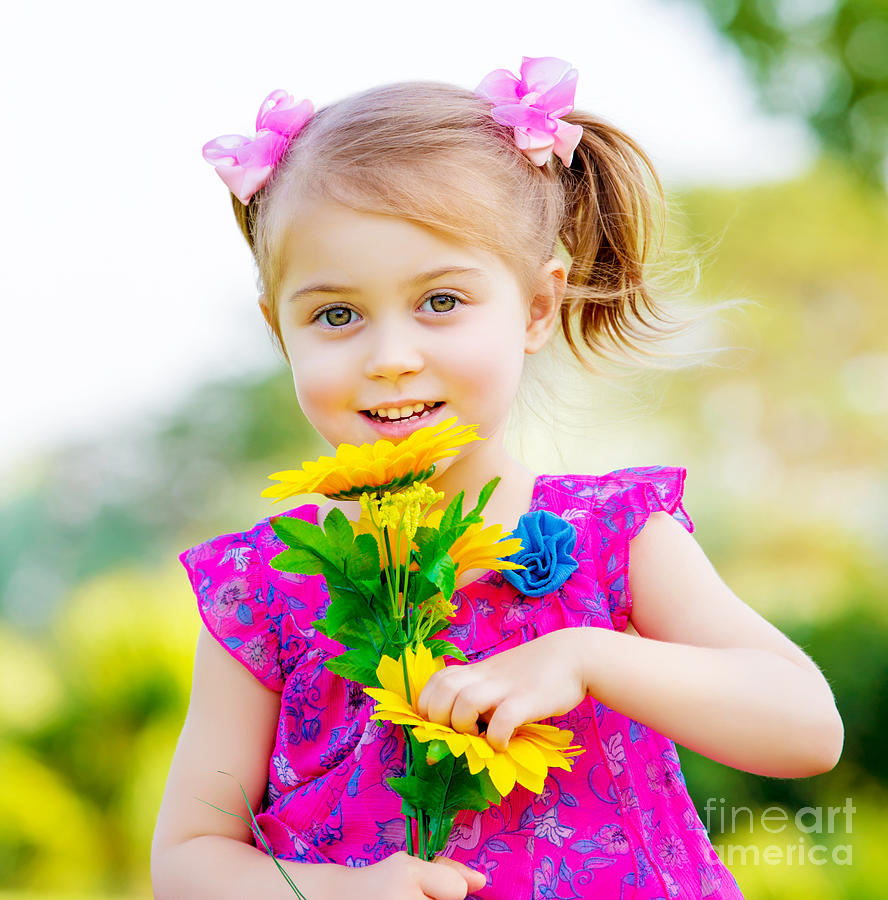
[
  {"xmin": 389, "ymin": 739, "xmax": 500, "ymax": 820},
  {"xmin": 345, "ymin": 533, "xmax": 382, "ymax": 582},
  {"xmin": 408, "ymin": 576, "xmax": 440, "ymax": 611},
  {"xmin": 388, "ymin": 773, "xmax": 440, "ymax": 814},
  {"xmin": 328, "ymin": 615, "xmax": 387, "ymax": 653},
  {"xmin": 427, "ymin": 552, "xmax": 456, "ymax": 600},
  {"xmin": 270, "ymin": 515, "xmax": 328, "ymax": 552},
  {"xmin": 439, "ymin": 762, "xmax": 500, "ymax": 813},
  {"xmin": 425, "ymin": 739, "xmax": 450, "ymax": 765},
  {"xmin": 378, "ymin": 636, "xmax": 409, "ymax": 664},
  {"xmin": 325, "ymin": 648, "xmax": 381, "ymax": 687},
  {"xmin": 269, "ymin": 547, "xmax": 326, "ymax": 576},
  {"xmin": 424, "ymin": 639, "xmax": 467, "ymax": 662},
  {"xmin": 322, "ymin": 507, "xmax": 354, "ymax": 561},
  {"xmin": 399, "ymin": 794, "xmax": 419, "ymax": 819},
  {"xmin": 468, "ymin": 477, "xmax": 501, "ymax": 519},
  {"xmin": 430, "ymin": 811, "xmax": 457, "ymax": 855},
  {"xmin": 324, "ymin": 592, "xmax": 382, "ymax": 640},
  {"xmin": 413, "ymin": 526, "xmax": 443, "ymax": 564},
  {"xmin": 440, "ymin": 490, "xmax": 465, "ymax": 533},
  {"xmin": 311, "ymin": 617, "xmax": 330, "ymax": 637}
]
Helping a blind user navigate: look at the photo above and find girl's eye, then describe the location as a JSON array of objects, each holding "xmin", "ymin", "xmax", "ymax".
[
  {"xmin": 313, "ymin": 305, "xmax": 357, "ymax": 328},
  {"xmin": 421, "ymin": 293, "xmax": 462, "ymax": 314},
  {"xmin": 312, "ymin": 293, "xmax": 462, "ymax": 328}
]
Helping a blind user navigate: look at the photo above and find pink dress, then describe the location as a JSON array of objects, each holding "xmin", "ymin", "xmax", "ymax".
[{"xmin": 180, "ymin": 466, "xmax": 745, "ymax": 898}]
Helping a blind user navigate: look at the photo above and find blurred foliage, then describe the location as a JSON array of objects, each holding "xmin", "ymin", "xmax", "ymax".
[
  {"xmin": 0, "ymin": 370, "xmax": 321, "ymax": 633},
  {"xmin": 685, "ymin": 0, "xmax": 888, "ymax": 187},
  {"xmin": 1, "ymin": 158, "xmax": 887, "ymax": 895}
]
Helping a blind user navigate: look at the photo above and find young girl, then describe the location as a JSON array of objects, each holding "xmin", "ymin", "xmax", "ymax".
[{"xmin": 151, "ymin": 58, "xmax": 844, "ymax": 899}]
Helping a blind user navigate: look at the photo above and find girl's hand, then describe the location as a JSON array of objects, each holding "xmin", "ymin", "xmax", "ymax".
[
  {"xmin": 416, "ymin": 629, "xmax": 588, "ymax": 750},
  {"xmin": 345, "ymin": 850, "xmax": 486, "ymax": 899}
]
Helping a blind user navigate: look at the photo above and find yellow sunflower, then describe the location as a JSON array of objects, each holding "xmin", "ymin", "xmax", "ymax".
[
  {"xmin": 352, "ymin": 494, "xmax": 525, "ymax": 577},
  {"xmin": 262, "ymin": 417, "xmax": 482, "ymax": 502},
  {"xmin": 364, "ymin": 644, "xmax": 583, "ymax": 797},
  {"xmin": 425, "ymin": 510, "xmax": 525, "ymax": 576}
]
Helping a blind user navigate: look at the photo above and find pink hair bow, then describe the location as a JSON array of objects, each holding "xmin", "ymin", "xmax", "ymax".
[
  {"xmin": 475, "ymin": 57, "xmax": 583, "ymax": 167},
  {"xmin": 202, "ymin": 90, "xmax": 314, "ymax": 204}
]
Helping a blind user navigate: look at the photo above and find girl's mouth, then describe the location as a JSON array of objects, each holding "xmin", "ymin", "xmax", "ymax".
[{"xmin": 360, "ymin": 401, "xmax": 446, "ymax": 437}]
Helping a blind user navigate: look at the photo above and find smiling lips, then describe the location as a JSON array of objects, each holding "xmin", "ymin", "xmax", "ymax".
[{"xmin": 365, "ymin": 401, "xmax": 443, "ymax": 422}]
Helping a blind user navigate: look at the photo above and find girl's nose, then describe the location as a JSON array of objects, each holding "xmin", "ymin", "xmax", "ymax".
[{"xmin": 363, "ymin": 318, "xmax": 425, "ymax": 382}]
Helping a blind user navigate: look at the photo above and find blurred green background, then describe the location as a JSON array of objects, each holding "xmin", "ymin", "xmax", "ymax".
[{"xmin": 2, "ymin": 1, "xmax": 887, "ymax": 897}]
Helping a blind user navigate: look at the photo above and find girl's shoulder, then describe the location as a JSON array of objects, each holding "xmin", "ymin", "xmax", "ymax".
[
  {"xmin": 539, "ymin": 465, "xmax": 693, "ymax": 539},
  {"xmin": 177, "ymin": 501, "xmax": 325, "ymax": 691},
  {"xmin": 538, "ymin": 467, "xmax": 694, "ymax": 633}
]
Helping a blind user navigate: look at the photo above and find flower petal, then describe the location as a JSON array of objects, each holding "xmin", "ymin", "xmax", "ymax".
[
  {"xmin": 514, "ymin": 761, "xmax": 546, "ymax": 795},
  {"xmin": 486, "ymin": 753, "xmax": 517, "ymax": 796},
  {"xmin": 502, "ymin": 735, "xmax": 548, "ymax": 775},
  {"xmin": 413, "ymin": 643, "xmax": 445, "ymax": 699},
  {"xmin": 375, "ymin": 655, "xmax": 410, "ymax": 702}
]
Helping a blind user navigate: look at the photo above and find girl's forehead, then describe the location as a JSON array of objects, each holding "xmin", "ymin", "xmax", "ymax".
[{"xmin": 278, "ymin": 197, "xmax": 508, "ymax": 287}]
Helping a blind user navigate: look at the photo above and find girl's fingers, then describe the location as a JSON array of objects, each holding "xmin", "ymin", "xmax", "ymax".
[
  {"xmin": 418, "ymin": 667, "xmax": 469, "ymax": 724},
  {"xmin": 423, "ymin": 684, "xmax": 459, "ymax": 729},
  {"xmin": 483, "ymin": 697, "xmax": 522, "ymax": 750},
  {"xmin": 417, "ymin": 856, "xmax": 474, "ymax": 900},
  {"xmin": 434, "ymin": 856, "xmax": 488, "ymax": 893},
  {"xmin": 450, "ymin": 687, "xmax": 494, "ymax": 735}
]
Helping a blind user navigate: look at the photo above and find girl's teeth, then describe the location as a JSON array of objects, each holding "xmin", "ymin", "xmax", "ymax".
[{"xmin": 371, "ymin": 402, "xmax": 438, "ymax": 421}]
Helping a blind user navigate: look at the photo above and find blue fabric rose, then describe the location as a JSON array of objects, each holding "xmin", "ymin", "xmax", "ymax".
[{"xmin": 501, "ymin": 510, "xmax": 579, "ymax": 597}]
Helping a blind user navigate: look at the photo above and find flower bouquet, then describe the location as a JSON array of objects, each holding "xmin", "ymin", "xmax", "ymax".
[{"xmin": 262, "ymin": 417, "xmax": 583, "ymax": 876}]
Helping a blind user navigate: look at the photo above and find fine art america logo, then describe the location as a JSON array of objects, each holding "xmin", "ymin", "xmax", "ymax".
[{"xmin": 703, "ymin": 797, "xmax": 855, "ymax": 866}]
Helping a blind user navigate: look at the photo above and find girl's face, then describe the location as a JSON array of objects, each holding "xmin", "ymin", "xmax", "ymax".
[{"xmin": 265, "ymin": 197, "xmax": 561, "ymax": 483}]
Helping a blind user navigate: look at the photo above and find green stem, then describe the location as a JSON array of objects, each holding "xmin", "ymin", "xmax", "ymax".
[
  {"xmin": 401, "ymin": 653, "xmax": 412, "ymax": 706},
  {"xmin": 207, "ymin": 773, "xmax": 309, "ymax": 898},
  {"xmin": 416, "ymin": 808, "xmax": 426, "ymax": 860},
  {"xmin": 429, "ymin": 756, "xmax": 453, "ymax": 856},
  {"xmin": 382, "ymin": 526, "xmax": 399, "ymax": 619},
  {"xmin": 401, "ymin": 725, "xmax": 416, "ymax": 857}
]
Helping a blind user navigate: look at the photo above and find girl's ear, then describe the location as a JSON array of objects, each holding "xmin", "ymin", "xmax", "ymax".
[{"xmin": 525, "ymin": 258, "xmax": 567, "ymax": 354}]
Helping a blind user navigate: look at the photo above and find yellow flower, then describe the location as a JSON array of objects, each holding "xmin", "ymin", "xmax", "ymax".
[
  {"xmin": 262, "ymin": 417, "xmax": 482, "ymax": 502},
  {"xmin": 364, "ymin": 483, "xmax": 445, "ymax": 541},
  {"xmin": 364, "ymin": 644, "xmax": 583, "ymax": 797},
  {"xmin": 425, "ymin": 511, "xmax": 525, "ymax": 576},
  {"xmin": 353, "ymin": 483, "xmax": 444, "ymax": 570}
]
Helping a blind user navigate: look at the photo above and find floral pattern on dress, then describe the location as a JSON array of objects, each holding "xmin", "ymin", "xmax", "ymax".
[{"xmin": 179, "ymin": 467, "xmax": 744, "ymax": 898}]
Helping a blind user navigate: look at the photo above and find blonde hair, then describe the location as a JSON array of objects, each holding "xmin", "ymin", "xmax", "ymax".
[{"xmin": 229, "ymin": 81, "xmax": 707, "ymax": 371}]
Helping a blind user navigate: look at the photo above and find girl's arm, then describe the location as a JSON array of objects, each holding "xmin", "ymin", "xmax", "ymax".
[
  {"xmin": 151, "ymin": 626, "xmax": 486, "ymax": 899},
  {"xmin": 586, "ymin": 510, "xmax": 844, "ymax": 777},
  {"xmin": 417, "ymin": 513, "xmax": 843, "ymax": 779},
  {"xmin": 150, "ymin": 625, "xmax": 349, "ymax": 897}
]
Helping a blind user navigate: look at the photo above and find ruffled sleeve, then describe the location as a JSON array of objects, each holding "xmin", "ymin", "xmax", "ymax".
[
  {"xmin": 591, "ymin": 466, "xmax": 694, "ymax": 631},
  {"xmin": 179, "ymin": 528, "xmax": 285, "ymax": 691}
]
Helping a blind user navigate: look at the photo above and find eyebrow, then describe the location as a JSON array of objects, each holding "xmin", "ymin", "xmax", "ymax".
[{"xmin": 287, "ymin": 266, "xmax": 486, "ymax": 302}]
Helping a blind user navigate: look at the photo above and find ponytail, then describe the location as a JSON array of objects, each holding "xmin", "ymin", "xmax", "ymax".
[{"xmin": 556, "ymin": 113, "xmax": 688, "ymax": 371}]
